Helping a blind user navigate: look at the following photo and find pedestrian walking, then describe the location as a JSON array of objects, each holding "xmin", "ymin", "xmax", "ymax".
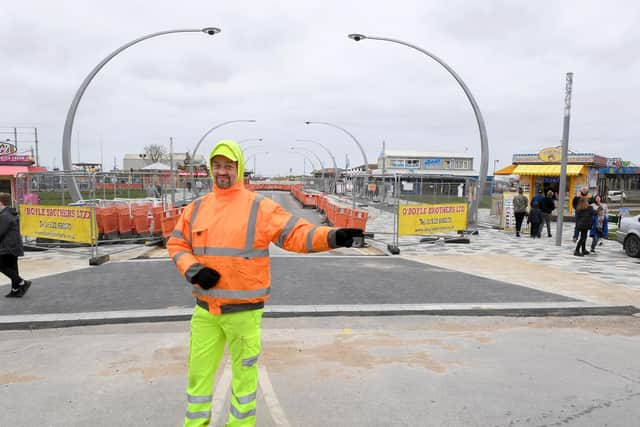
[
  {"xmin": 572, "ymin": 186, "xmax": 591, "ymax": 242},
  {"xmin": 0, "ymin": 193, "xmax": 31, "ymax": 298},
  {"xmin": 167, "ymin": 140, "xmax": 363, "ymax": 427},
  {"xmin": 528, "ymin": 201, "xmax": 542, "ymax": 238},
  {"xmin": 539, "ymin": 190, "xmax": 555, "ymax": 237},
  {"xmin": 512, "ymin": 187, "xmax": 528, "ymax": 237},
  {"xmin": 591, "ymin": 194, "xmax": 608, "ymax": 247},
  {"xmin": 574, "ymin": 197, "xmax": 595, "ymax": 256},
  {"xmin": 531, "ymin": 188, "xmax": 545, "ymax": 208},
  {"xmin": 590, "ymin": 206, "xmax": 608, "ymax": 253}
]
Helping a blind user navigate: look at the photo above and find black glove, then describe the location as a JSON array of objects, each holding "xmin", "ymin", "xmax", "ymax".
[
  {"xmin": 192, "ymin": 267, "xmax": 221, "ymax": 290},
  {"xmin": 335, "ymin": 228, "xmax": 364, "ymax": 248}
]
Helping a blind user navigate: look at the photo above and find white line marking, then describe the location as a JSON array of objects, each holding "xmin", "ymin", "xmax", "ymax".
[
  {"xmin": 213, "ymin": 360, "xmax": 232, "ymax": 425},
  {"xmin": 259, "ymin": 365, "xmax": 291, "ymax": 426}
]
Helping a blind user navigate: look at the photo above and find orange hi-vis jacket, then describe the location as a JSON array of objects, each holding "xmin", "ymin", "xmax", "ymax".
[{"xmin": 167, "ymin": 183, "xmax": 339, "ymax": 315}]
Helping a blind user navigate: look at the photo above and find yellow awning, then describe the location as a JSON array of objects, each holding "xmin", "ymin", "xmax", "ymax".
[
  {"xmin": 495, "ymin": 164, "xmax": 517, "ymax": 175},
  {"xmin": 512, "ymin": 164, "xmax": 584, "ymax": 176}
]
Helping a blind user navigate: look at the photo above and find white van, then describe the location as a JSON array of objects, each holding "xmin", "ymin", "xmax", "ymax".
[{"xmin": 607, "ymin": 190, "xmax": 626, "ymax": 202}]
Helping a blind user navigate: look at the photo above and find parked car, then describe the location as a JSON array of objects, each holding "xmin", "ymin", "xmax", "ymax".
[
  {"xmin": 607, "ymin": 190, "xmax": 627, "ymax": 202},
  {"xmin": 617, "ymin": 214, "xmax": 640, "ymax": 257}
]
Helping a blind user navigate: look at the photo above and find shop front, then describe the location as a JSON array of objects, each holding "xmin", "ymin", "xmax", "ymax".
[
  {"xmin": 496, "ymin": 147, "xmax": 608, "ymax": 212},
  {"xmin": 0, "ymin": 154, "xmax": 46, "ymax": 204}
]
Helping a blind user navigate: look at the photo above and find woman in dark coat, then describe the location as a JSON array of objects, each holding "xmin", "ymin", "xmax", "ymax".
[
  {"xmin": 574, "ymin": 197, "xmax": 595, "ymax": 257},
  {"xmin": 0, "ymin": 193, "xmax": 31, "ymax": 297}
]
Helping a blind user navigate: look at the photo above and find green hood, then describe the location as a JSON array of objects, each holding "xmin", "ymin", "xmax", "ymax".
[{"xmin": 209, "ymin": 140, "xmax": 245, "ymax": 184}]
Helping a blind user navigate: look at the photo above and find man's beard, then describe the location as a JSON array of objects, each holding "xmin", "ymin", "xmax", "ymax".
[{"xmin": 215, "ymin": 175, "xmax": 233, "ymax": 189}]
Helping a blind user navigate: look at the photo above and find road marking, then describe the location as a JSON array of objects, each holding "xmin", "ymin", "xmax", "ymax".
[
  {"xmin": 212, "ymin": 360, "xmax": 232, "ymax": 425},
  {"xmin": 259, "ymin": 365, "xmax": 291, "ymax": 426}
]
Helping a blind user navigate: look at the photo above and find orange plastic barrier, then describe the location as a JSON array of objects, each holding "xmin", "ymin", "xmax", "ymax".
[
  {"xmin": 347, "ymin": 210, "xmax": 368, "ymax": 230},
  {"xmin": 333, "ymin": 206, "xmax": 349, "ymax": 227},
  {"xmin": 117, "ymin": 205, "xmax": 133, "ymax": 238},
  {"xmin": 97, "ymin": 206, "xmax": 118, "ymax": 240},
  {"xmin": 161, "ymin": 207, "xmax": 184, "ymax": 241},
  {"xmin": 132, "ymin": 206, "xmax": 151, "ymax": 236},
  {"xmin": 151, "ymin": 207, "xmax": 164, "ymax": 236}
]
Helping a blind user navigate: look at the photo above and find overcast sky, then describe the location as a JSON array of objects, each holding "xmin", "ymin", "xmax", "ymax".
[{"xmin": 2, "ymin": 0, "xmax": 639, "ymax": 176}]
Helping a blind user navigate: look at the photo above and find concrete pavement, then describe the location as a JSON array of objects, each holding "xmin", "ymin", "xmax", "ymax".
[{"xmin": 2, "ymin": 316, "xmax": 639, "ymax": 427}]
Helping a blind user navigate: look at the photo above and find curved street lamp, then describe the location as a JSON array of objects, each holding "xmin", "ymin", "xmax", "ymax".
[
  {"xmin": 296, "ymin": 138, "xmax": 338, "ymax": 193},
  {"xmin": 348, "ymin": 33, "xmax": 489, "ymax": 229},
  {"xmin": 305, "ymin": 121, "xmax": 367, "ymax": 208},
  {"xmin": 62, "ymin": 27, "xmax": 221, "ymax": 202},
  {"xmin": 289, "ymin": 146, "xmax": 326, "ymax": 190},
  {"xmin": 189, "ymin": 119, "xmax": 256, "ymax": 187},
  {"xmin": 304, "ymin": 121, "xmax": 368, "ymax": 173}
]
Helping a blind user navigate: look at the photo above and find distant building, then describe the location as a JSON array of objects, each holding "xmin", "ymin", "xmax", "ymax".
[
  {"xmin": 122, "ymin": 153, "xmax": 205, "ymax": 171},
  {"xmin": 373, "ymin": 149, "xmax": 475, "ymax": 178}
]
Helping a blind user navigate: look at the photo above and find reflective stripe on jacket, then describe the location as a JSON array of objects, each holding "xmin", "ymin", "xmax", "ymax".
[{"xmin": 167, "ymin": 185, "xmax": 338, "ymax": 315}]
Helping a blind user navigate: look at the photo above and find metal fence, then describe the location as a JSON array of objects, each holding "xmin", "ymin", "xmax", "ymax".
[{"xmin": 15, "ymin": 171, "xmax": 212, "ymax": 207}]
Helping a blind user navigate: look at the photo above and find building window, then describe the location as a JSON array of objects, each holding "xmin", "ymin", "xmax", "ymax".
[
  {"xmin": 390, "ymin": 159, "xmax": 405, "ymax": 168},
  {"xmin": 406, "ymin": 159, "xmax": 419, "ymax": 168},
  {"xmin": 454, "ymin": 159, "xmax": 470, "ymax": 169}
]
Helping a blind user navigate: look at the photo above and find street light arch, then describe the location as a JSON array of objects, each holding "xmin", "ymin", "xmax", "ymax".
[
  {"xmin": 296, "ymin": 138, "xmax": 338, "ymax": 193},
  {"xmin": 289, "ymin": 146, "xmax": 326, "ymax": 189},
  {"xmin": 348, "ymin": 33, "xmax": 489, "ymax": 229},
  {"xmin": 62, "ymin": 27, "xmax": 221, "ymax": 202}
]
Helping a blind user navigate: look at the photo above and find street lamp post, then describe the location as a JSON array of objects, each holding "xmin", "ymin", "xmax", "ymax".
[
  {"xmin": 348, "ymin": 33, "xmax": 489, "ymax": 230},
  {"xmin": 491, "ymin": 159, "xmax": 499, "ymax": 194},
  {"xmin": 305, "ymin": 121, "xmax": 367, "ymax": 209},
  {"xmin": 245, "ymin": 151, "xmax": 269, "ymax": 177},
  {"xmin": 296, "ymin": 139, "xmax": 338, "ymax": 194},
  {"xmin": 189, "ymin": 120, "xmax": 256, "ymax": 191},
  {"xmin": 289, "ymin": 146, "xmax": 326, "ymax": 191},
  {"xmin": 62, "ymin": 27, "xmax": 221, "ymax": 202}
]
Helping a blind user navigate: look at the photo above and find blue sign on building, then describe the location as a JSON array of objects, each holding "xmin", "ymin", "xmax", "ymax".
[{"xmin": 423, "ymin": 158, "xmax": 443, "ymax": 168}]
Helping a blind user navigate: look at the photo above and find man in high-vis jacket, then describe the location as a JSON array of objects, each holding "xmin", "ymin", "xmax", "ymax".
[{"xmin": 167, "ymin": 140, "xmax": 363, "ymax": 427}]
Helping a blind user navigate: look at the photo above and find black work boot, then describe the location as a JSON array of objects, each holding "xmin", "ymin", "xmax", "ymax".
[
  {"xmin": 5, "ymin": 280, "xmax": 31, "ymax": 298},
  {"xmin": 20, "ymin": 280, "xmax": 32, "ymax": 296},
  {"xmin": 5, "ymin": 287, "xmax": 22, "ymax": 298}
]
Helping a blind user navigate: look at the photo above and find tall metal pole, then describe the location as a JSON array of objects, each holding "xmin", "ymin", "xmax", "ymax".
[
  {"xmin": 62, "ymin": 27, "xmax": 221, "ymax": 202},
  {"xmin": 555, "ymin": 72, "xmax": 573, "ymax": 247},
  {"xmin": 348, "ymin": 34, "xmax": 489, "ymax": 230},
  {"xmin": 170, "ymin": 136, "xmax": 175, "ymax": 207},
  {"xmin": 13, "ymin": 127, "xmax": 18, "ymax": 151},
  {"xmin": 34, "ymin": 127, "xmax": 39, "ymax": 166}
]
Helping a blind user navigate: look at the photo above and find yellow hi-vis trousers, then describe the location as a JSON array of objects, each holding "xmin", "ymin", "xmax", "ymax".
[{"xmin": 184, "ymin": 305, "xmax": 263, "ymax": 427}]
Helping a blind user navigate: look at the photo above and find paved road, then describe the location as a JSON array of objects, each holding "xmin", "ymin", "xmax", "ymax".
[{"xmin": 0, "ymin": 257, "xmax": 577, "ymax": 317}]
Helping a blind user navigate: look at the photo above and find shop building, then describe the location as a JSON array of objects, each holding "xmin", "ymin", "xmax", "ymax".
[
  {"xmin": 0, "ymin": 149, "xmax": 47, "ymax": 202},
  {"xmin": 495, "ymin": 147, "xmax": 609, "ymax": 211},
  {"xmin": 368, "ymin": 149, "xmax": 477, "ymax": 198},
  {"xmin": 599, "ymin": 158, "xmax": 640, "ymax": 201}
]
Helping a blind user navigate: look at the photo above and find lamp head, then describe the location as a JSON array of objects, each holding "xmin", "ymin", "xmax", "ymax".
[
  {"xmin": 348, "ymin": 34, "xmax": 367, "ymax": 42},
  {"xmin": 304, "ymin": 121, "xmax": 312, "ymax": 125},
  {"xmin": 202, "ymin": 27, "xmax": 221, "ymax": 36}
]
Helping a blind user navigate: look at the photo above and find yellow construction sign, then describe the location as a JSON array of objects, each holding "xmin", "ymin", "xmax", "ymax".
[
  {"xmin": 398, "ymin": 203, "xmax": 468, "ymax": 235},
  {"xmin": 20, "ymin": 205, "xmax": 97, "ymax": 244}
]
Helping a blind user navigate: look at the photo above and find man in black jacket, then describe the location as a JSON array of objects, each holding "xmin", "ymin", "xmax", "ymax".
[
  {"xmin": 539, "ymin": 190, "xmax": 556, "ymax": 237},
  {"xmin": 0, "ymin": 193, "xmax": 31, "ymax": 297}
]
